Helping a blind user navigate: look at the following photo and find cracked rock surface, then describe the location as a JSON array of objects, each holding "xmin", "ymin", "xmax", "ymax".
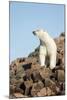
[{"xmin": 9, "ymin": 33, "xmax": 65, "ymax": 98}]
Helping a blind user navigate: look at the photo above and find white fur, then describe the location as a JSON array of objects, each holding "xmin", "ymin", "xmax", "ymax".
[{"xmin": 33, "ymin": 29, "xmax": 57, "ymax": 69}]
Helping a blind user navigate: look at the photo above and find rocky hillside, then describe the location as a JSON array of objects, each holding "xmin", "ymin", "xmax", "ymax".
[{"xmin": 10, "ymin": 33, "xmax": 65, "ymax": 98}]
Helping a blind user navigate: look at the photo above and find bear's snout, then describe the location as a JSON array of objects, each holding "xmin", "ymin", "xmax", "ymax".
[{"xmin": 33, "ymin": 31, "xmax": 36, "ymax": 35}]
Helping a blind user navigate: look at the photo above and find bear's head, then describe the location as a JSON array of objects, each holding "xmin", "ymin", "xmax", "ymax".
[
  {"xmin": 33, "ymin": 29, "xmax": 44, "ymax": 37},
  {"xmin": 32, "ymin": 29, "xmax": 47, "ymax": 40}
]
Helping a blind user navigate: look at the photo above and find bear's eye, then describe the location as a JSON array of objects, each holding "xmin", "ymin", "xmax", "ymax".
[{"xmin": 37, "ymin": 30, "xmax": 39, "ymax": 32}]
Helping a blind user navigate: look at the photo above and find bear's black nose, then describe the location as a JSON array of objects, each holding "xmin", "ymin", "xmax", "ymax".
[{"xmin": 33, "ymin": 31, "xmax": 36, "ymax": 35}]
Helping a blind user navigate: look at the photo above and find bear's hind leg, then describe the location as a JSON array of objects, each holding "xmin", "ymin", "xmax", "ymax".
[
  {"xmin": 50, "ymin": 55, "xmax": 56, "ymax": 69},
  {"xmin": 39, "ymin": 54, "xmax": 46, "ymax": 67}
]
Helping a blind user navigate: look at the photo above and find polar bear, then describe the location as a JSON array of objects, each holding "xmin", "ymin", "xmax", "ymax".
[{"xmin": 33, "ymin": 29, "xmax": 57, "ymax": 69}]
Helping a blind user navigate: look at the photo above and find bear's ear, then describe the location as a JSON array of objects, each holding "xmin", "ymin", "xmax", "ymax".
[
  {"xmin": 44, "ymin": 31, "xmax": 48, "ymax": 35},
  {"xmin": 40, "ymin": 29, "xmax": 44, "ymax": 32}
]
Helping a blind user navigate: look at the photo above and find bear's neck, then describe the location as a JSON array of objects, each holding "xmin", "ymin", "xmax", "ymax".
[{"xmin": 40, "ymin": 33, "xmax": 51, "ymax": 44}]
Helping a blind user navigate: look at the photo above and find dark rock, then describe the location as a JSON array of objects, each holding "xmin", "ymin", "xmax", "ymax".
[
  {"xmin": 23, "ymin": 63, "xmax": 32, "ymax": 70},
  {"xmin": 19, "ymin": 82, "xmax": 26, "ymax": 94},
  {"xmin": 39, "ymin": 68, "xmax": 52, "ymax": 79},
  {"xmin": 10, "ymin": 33, "xmax": 65, "ymax": 98},
  {"xmin": 31, "ymin": 70, "xmax": 42, "ymax": 82},
  {"xmin": 19, "ymin": 58, "xmax": 25, "ymax": 63},
  {"xmin": 10, "ymin": 85, "xmax": 16, "ymax": 94},
  {"xmin": 24, "ymin": 80, "xmax": 33, "ymax": 95},
  {"xmin": 45, "ymin": 78, "xmax": 56, "ymax": 87},
  {"xmin": 60, "ymin": 32, "xmax": 65, "ymax": 37},
  {"xmin": 31, "ymin": 81, "xmax": 44, "ymax": 96},
  {"xmin": 56, "ymin": 70, "xmax": 65, "ymax": 82}
]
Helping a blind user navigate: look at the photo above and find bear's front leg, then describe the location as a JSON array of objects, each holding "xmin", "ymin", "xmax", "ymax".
[{"xmin": 39, "ymin": 54, "xmax": 46, "ymax": 67}]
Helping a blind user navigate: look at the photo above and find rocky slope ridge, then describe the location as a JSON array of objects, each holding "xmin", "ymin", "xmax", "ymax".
[{"xmin": 10, "ymin": 33, "xmax": 65, "ymax": 98}]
